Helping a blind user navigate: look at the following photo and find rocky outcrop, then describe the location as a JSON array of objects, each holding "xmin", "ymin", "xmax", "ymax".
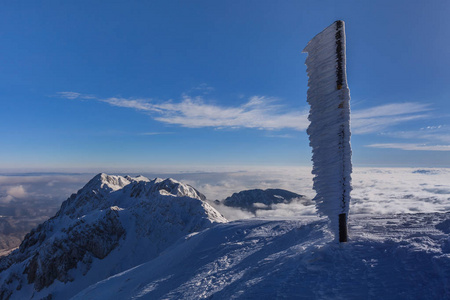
[{"xmin": 223, "ymin": 188, "xmax": 311, "ymax": 213}]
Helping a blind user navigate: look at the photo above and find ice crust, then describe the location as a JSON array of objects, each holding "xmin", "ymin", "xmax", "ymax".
[{"xmin": 303, "ymin": 21, "xmax": 352, "ymax": 238}]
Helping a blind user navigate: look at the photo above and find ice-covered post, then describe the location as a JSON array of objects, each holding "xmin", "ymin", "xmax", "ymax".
[{"xmin": 303, "ymin": 20, "xmax": 352, "ymax": 243}]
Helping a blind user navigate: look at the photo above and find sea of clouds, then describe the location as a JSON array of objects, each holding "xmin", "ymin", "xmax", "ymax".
[
  {"xmin": 1, "ymin": 167, "xmax": 449, "ymax": 222},
  {"xmin": 176, "ymin": 167, "xmax": 450, "ymax": 220}
]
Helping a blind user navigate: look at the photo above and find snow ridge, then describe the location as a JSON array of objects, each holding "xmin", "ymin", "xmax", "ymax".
[{"xmin": 73, "ymin": 213, "xmax": 450, "ymax": 299}]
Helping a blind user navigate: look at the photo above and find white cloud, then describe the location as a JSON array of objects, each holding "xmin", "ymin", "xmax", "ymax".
[
  {"xmin": 177, "ymin": 166, "xmax": 315, "ymax": 201},
  {"xmin": 58, "ymin": 92, "xmax": 433, "ymax": 135},
  {"xmin": 366, "ymin": 143, "xmax": 450, "ymax": 151},
  {"xmin": 207, "ymin": 202, "xmax": 255, "ymax": 221},
  {"xmin": 352, "ymin": 103, "xmax": 431, "ymax": 134},
  {"xmin": 100, "ymin": 97, "xmax": 161, "ymax": 112},
  {"xmin": 352, "ymin": 103, "xmax": 430, "ymax": 119},
  {"xmin": 177, "ymin": 167, "xmax": 450, "ymax": 217},
  {"xmin": 139, "ymin": 132, "xmax": 174, "ymax": 136},
  {"xmin": 186, "ymin": 83, "xmax": 215, "ymax": 95},
  {"xmin": 61, "ymin": 92, "xmax": 309, "ymax": 131},
  {"xmin": 1, "ymin": 185, "xmax": 29, "ymax": 203},
  {"xmin": 153, "ymin": 96, "xmax": 308, "ymax": 130},
  {"xmin": 58, "ymin": 92, "xmax": 81, "ymax": 100},
  {"xmin": 265, "ymin": 134, "xmax": 295, "ymax": 139},
  {"xmin": 0, "ymin": 174, "xmax": 94, "ymax": 205},
  {"xmin": 382, "ymin": 126, "xmax": 450, "ymax": 144},
  {"xmin": 6, "ymin": 185, "xmax": 28, "ymax": 198},
  {"xmin": 0, "ymin": 195, "xmax": 14, "ymax": 203},
  {"xmin": 1, "ymin": 167, "xmax": 450, "ymax": 219},
  {"xmin": 255, "ymin": 202, "xmax": 317, "ymax": 218}
]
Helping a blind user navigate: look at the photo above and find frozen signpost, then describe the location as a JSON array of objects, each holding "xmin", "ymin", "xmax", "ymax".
[{"xmin": 303, "ymin": 20, "xmax": 352, "ymax": 243}]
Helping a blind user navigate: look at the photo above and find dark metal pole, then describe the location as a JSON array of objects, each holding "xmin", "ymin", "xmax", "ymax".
[
  {"xmin": 336, "ymin": 20, "xmax": 348, "ymax": 243},
  {"xmin": 339, "ymin": 213, "xmax": 348, "ymax": 242}
]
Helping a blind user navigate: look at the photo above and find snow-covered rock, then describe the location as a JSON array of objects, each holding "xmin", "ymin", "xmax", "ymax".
[
  {"xmin": 222, "ymin": 189, "xmax": 311, "ymax": 213},
  {"xmin": 0, "ymin": 173, "xmax": 226, "ymax": 300}
]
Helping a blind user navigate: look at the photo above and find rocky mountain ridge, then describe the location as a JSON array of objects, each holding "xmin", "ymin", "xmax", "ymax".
[{"xmin": 0, "ymin": 173, "xmax": 226, "ymax": 300}]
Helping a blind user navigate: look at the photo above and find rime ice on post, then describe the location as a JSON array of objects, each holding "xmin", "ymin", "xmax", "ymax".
[{"xmin": 303, "ymin": 20, "xmax": 352, "ymax": 242}]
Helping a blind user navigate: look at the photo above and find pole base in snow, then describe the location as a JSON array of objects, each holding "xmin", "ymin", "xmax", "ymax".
[{"xmin": 339, "ymin": 213, "xmax": 348, "ymax": 242}]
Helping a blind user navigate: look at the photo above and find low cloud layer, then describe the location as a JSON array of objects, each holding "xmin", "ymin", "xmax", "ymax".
[
  {"xmin": 1, "ymin": 185, "xmax": 28, "ymax": 203},
  {"xmin": 2, "ymin": 167, "xmax": 449, "ymax": 222},
  {"xmin": 0, "ymin": 173, "xmax": 94, "ymax": 206},
  {"xmin": 170, "ymin": 167, "xmax": 450, "ymax": 219}
]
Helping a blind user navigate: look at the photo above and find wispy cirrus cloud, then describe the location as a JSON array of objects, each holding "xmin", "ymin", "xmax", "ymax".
[
  {"xmin": 58, "ymin": 92, "xmax": 81, "ymax": 100},
  {"xmin": 57, "ymin": 92, "xmax": 96, "ymax": 100},
  {"xmin": 185, "ymin": 83, "xmax": 215, "ymax": 95},
  {"xmin": 367, "ymin": 143, "xmax": 450, "ymax": 151},
  {"xmin": 59, "ymin": 92, "xmax": 309, "ymax": 131},
  {"xmin": 351, "ymin": 103, "xmax": 431, "ymax": 134},
  {"xmin": 152, "ymin": 96, "xmax": 308, "ymax": 130},
  {"xmin": 382, "ymin": 126, "xmax": 450, "ymax": 143},
  {"xmin": 370, "ymin": 125, "xmax": 450, "ymax": 151},
  {"xmin": 101, "ymin": 97, "xmax": 161, "ymax": 112},
  {"xmin": 139, "ymin": 132, "xmax": 174, "ymax": 136},
  {"xmin": 352, "ymin": 103, "xmax": 431, "ymax": 119},
  {"xmin": 58, "ymin": 91, "xmax": 432, "ymax": 134}
]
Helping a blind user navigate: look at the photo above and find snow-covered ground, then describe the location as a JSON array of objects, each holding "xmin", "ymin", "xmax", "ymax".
[{"xmin": 74, "ymin": 213, "xmax": 450, "ymax": 299}]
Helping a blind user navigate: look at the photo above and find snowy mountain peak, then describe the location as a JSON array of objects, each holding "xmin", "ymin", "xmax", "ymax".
[
  {"xmin": 0, "ymin": 174, "xmax": 226, "ymax": 299},
  {"xmin": 89, "ymin": 173, "xmax": 131, "ymax": 191},
  {"xmin": 55, "ymin": 174, "xmax": 206, "ymax": 219},
  {"xmin": 125, "ymin": 174, "xmax": 151, "ymax": 183},
  {"xmin": 151, "ymin": 177, "xmax": 206, "ymax": 200}
]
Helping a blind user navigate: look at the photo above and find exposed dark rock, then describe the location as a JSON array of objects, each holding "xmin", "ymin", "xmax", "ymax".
[{"xmin": 223, "ymin": 188, "xmax": 311, "ymax": 213}]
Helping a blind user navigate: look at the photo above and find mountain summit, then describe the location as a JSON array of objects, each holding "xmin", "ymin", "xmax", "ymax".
[{"xmin": 0, "ymin": 173, "xmax": 226, "ymax": 299}]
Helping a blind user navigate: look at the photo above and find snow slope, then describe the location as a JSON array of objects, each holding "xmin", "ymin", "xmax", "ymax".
[
  {"xmin": 0, "ymin": 173, "xmax": 226, "ymax": 299},
  {"xmin": 74, "ymin": 213, "xmax": 450, "ymax": 299}
]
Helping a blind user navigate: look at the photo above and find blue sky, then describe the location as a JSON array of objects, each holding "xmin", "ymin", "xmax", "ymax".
[{"xmin": 1, "ymin": 0, "xmax": 450, "ymax": 171}]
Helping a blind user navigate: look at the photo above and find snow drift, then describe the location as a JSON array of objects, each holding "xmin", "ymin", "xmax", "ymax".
[{"xmin": 74, "ymin": 213, "xmax": 450, "ymax": 299}]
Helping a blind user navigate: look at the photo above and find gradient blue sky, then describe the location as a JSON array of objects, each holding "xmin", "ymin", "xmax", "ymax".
[{"xmin": 1, "ymin": 0, "xmax": 450, "ymax": 171}]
